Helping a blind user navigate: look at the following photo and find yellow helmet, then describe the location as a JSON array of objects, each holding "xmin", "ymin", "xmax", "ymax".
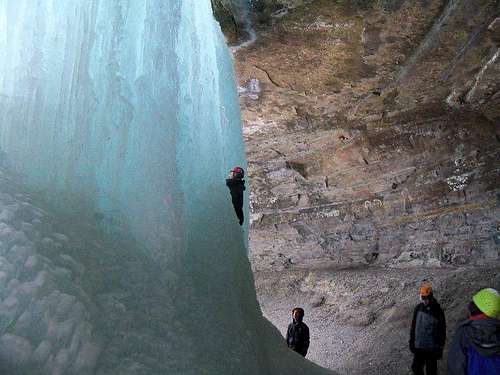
[{"xmin": 472, "ymin": 288, "xmax": 500, "ymax": 319}]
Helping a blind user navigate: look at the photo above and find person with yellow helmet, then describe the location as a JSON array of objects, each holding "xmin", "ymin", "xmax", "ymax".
[
  {"xmin": 409, "ymin": 281, "xmax": 446, "ymax": 375},
  {"xmin": 448, "ymin": 288, "xmax": 500, "ymax": 374}
]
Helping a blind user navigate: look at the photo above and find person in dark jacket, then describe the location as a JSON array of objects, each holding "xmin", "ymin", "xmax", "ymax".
[
  {"xmin": 409, "ymin": 282, "xmax": 446, "ymax": 375},
  {"xmin": 225, "ymin": 167, "xmax": 245, "ymax": 225},
  {"xmin": 286, "ymin": 307, "xmax": 310, "ymax": 357},
  {"xmin": 448, "ymin": 288, "xmax": 500, "ymax": 375}
]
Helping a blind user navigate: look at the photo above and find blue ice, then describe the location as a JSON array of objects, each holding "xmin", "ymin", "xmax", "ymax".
[{"xmin": 0, "ymin": 1, "xmax": 332, "ymax": 373}]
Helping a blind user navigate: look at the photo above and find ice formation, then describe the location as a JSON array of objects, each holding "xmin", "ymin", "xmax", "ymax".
[{"xmin": 0, "ymin": 1, "xmax": 331, "ymax": 374}]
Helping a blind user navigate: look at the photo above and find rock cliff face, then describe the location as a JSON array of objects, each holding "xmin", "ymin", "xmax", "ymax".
[
  {"xmin": 215, "ymin": 1, "xmax": 500, "ymax": 374},
  {"xmin": 211, "ymin": 0, "xmax": 252, "ymax": 44},
  {"xmin": 233, "ymin": 0, "xmax": 500, "ymax": 271}
]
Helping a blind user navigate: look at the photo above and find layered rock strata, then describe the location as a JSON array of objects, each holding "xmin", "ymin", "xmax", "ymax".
[
  {"xmin": 212, "ymin": 1, "xmax": 500, "ymax": 373},
  {"xmin": 231, "ymin": 0, "xmax": 500, "ymax": 271}
]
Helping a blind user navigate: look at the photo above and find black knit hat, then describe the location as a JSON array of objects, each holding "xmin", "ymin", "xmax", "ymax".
[{"xmin": 292, "ymin": 307, "xmax": 305, "ymax": 319}]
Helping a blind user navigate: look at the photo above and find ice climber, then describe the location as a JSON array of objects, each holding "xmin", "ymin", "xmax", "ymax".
[
  {"xmin": 226, "ymin": 167, "xmax": 246, "ymax": 225},
  {"xmin": 447, "ymin": 288, "xmax": 500, "ymax": 375},
  {"xmin": 409, "ymin": 282, "xmax": 446, "ymax": 375},
  {"xmin": 286, "ymin": 307, "xmax": 310, "ymax": 357}
]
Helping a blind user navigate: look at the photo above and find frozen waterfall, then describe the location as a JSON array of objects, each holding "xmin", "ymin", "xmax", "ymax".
[{"xmin": 0, "ymin": 0, "xmax": 331, "ymax": 374}]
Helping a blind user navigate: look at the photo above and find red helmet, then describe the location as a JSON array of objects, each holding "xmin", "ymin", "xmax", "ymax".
[{"xmin": 232, "ymin": 167, "xmax": 245, "ymax": 178}]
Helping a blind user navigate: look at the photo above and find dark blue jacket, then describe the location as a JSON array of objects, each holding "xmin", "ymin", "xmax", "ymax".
[
  {"xmin": 286, "ymin": 320, "xmax": 310, "ymax": 357},
  {"xmin": 448, "ymin": 316, "xmax": 500, "ymax": 375},
  {"xmin": 225, "ymin": 178, "xmax": 245, "ymax": 208},
  {"xmin": 409, "ymin": 298, "xmax": 446, "ymax": 353}
]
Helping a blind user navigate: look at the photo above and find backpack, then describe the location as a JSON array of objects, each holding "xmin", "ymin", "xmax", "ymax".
[{"xmin": 467, "ymin": 346, "xmax": 500, "ymax": 374}]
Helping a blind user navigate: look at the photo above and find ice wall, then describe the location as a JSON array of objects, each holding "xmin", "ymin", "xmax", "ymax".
[{"xmin": 0, "ymin": 1, "xmax": 331, "ymax": 374}]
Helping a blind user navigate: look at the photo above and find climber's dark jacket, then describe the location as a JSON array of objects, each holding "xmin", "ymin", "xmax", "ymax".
[
  {"xmin": 225, "ymin": 178, "xmax": 245, "ymax": 224},
  {"xmin": 448, "ymin": 315, "xmax": 500, "ymax": 375},
  {"xmin": 409, "ymin": 297, "xmax": 446, "ymax": 354},
  {"xmin": 226, "ymin": 178, "xmax": 245, "ymax": 205},
  {"xmin": 286, "ymin": 320, "xmax": 310, "ymax": 357}
]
